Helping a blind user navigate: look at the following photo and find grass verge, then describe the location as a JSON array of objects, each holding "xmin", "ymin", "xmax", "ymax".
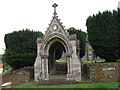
[
  {"xmin": 12, "ymin": 82, "xmax": 119, "ymax": 88},
  {"xmin": 83, "ymin": 60, "xmax": 105, "ymax": 64}
]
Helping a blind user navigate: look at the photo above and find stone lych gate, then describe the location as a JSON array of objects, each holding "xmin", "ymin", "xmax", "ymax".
[{"xmin": 34, "ymin": 3, "xmax": 81, "ymax": 82}]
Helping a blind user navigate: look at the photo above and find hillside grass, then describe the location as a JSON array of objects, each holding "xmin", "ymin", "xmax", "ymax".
[
  {"xmin": 12, "ymin": 82, "xmax": 119, "ymax": 88},
  {"xmin": 83, "ymin": 60, "xmax": 105, "ymax": 64},
  {"xmin": 83, "ymin": 59, "xmax": 120, "ymax": 64},
  {"xmin": 55, "ymin": 61, "xmax": 67, "ymax": 64}
]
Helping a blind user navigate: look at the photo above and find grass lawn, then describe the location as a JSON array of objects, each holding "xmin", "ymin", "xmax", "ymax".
[
  {"xmin": 12, "ymin": 82, "xmax": 119, "ymax": 88},
  {"xmin": 55, "ymin": 61, "xmax": 67, "ymax": 64},
  {"xmin": 83, "ymin": 60, "xmax": 105, "ymax": 64},
  {"xmin": 83, "ymin": 59, "xmax": 120, "ymax": 64}
]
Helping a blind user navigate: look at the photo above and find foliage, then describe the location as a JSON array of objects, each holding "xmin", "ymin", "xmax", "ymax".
[
  {"xmin": 55, "ymin": 43, "xmax": 65, "ymax": 60},
  {"xmin": 3, "ymin": 29, "xmax": 43, "ymax": 69},
  {"xmin": 67, "ymin": 27, "xmax": 86, "ymax": 58},
  {"xmin": 55, "ymin": 61, "xmax": 67, "ymax": 64},
  {"xmin": 0, "ymin": 54, "xmax": 2, "ymax": 60},
  {"xmin": 12, "ymin": 82, "xmax": 119, "ymax": 88},
  {"xmin": 86, "ymin": 8, "xmax": 120, "ymax": 62},
  {"xmin": 2, "ymin": 63, "xmax": 12, "ymax": 73}
]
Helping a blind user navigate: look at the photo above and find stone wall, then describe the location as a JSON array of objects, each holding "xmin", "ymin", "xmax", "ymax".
[
  {"xmin": 88, "ymin": 62, "xmax": 120, "ymax": 82},
  {"xmin": 2, "ymin": 67, "xmax": 34, "ymax": 86}
]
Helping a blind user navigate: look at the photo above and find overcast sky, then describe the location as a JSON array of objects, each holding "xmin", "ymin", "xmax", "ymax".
[{"xmin": 0, "ymin": 0, "xmax": 119, "ymax": 54}]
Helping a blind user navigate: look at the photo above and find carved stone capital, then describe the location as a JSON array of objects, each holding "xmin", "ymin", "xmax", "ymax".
[
  {"xmin": 69, "ymin": 34, "xmax": 77, "ymax": 40},
  {"xmin": 66, "ymin": 53, "xmax": 72, "ymax": 58},
  {"xmin": 37, "ymin": 37, "xmax": 43, "ymax": 43}
]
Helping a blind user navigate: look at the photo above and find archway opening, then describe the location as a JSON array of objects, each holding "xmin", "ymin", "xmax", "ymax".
[{"xmin": 48, "ymin": 41, "xmax": 67, "ymax": 76}]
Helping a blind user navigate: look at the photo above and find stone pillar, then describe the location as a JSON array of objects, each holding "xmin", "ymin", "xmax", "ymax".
[
  {"xmin": 46, "ymin": 58, "xmax": 49, "ymax": 80},
  {"xmin": 34, "ymin": 42, "xmax": 42, "ymax": 82},
  {"xmin": 41, "ymin": 55, "xmax": 49, "ymax": 80},
  {"xmin": 44, "ymin": 55, "xmax": 49, "ymax": 80},
  {"xmin": 69, "ymin": 56, "xmax": 73, "ymax": 78},
  {"xmin": 66, "ymin": 53, "xmax": 73, "ymax": 80},
  {"xmin": 41, "ymin": 56, "xmax": 45, "ymax": 79},
  {"xmin": 66, "ymin": 56, "xmax": 70, "ymax": 79},
  {"xmin": 70, "ymin": 37, "xmax": 81, "ymax": 81}
]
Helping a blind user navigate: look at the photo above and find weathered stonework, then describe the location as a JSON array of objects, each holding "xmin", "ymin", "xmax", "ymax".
[
  {"xmin": 2, "ymin": 67, "xmax": 34, "ymax": 86},
  {"xmin": 88, "ymin": 62, "xmax": 120, "ymax": 82},
  {"xmin": 81, "ymin": 35, "xmax": 103, "ymax": 61},
  {"xmin": 34, "ymin": 3, "xmax": 81, "ymax": 82}
]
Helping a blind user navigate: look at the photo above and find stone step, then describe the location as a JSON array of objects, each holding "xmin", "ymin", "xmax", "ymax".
[
  {"xmin": 39, "ymin": 75, "xmax": 71, "ymax": 85},
  {"xmin": 39, "ymin": 79, "xmax": 71, "ymax": 86},
  {"xmin": 42, "ymin": 79, "xmax": 69, "ymax": 82}
]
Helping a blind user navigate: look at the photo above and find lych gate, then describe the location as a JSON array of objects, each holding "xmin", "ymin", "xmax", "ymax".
[{"xmin": 34, "ymin": 3, "xmax": 81, "ymax": 81}]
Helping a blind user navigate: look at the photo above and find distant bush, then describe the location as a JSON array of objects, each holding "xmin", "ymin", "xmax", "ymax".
[
  {"xmin": 3, "ymin": 29, "xmax": 43, "ymax": 70},
  {"xmin": 86, "ymin": 9, "xmax": 120, "ymax": 62}
]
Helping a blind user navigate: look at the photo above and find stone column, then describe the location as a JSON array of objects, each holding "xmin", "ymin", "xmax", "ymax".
[
  {"xmin": 34, "ymin": 42, "xmax": 42, "ymax": 82},
  {"xmin": 66, "ymin": 56, "xmax": 70, "ymax": 79},
  {"xmin": 41, "ymin": 55, "xmax": 45, "ymax": 79},
  {"xmin": 69, "ymin": 37, "xmax": 81, "ymax": 81},
  {"xmin": 41, "ymin": 54, "xmax": 49, "ymax": 80},
  {"xmin": 66, "ymin": 53, "xmax": 72, "ymax": 80},
  {"xmin": 44, "ymin": 55, "xmax": 49, "ymax": 80},
  {"xmin": 69, "ymin": 56, "xmax": 73, "ymax": 78}
]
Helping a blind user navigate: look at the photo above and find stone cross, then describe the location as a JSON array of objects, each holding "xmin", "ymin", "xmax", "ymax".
[{"xmin": 52, "ymin": 3, "xmax": 58, "ymax": 16}]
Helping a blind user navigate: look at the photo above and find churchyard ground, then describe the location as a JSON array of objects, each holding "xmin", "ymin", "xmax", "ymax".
[{"xmin": 12, "ymin": 82, "xmax": 119, "ymax": 88}]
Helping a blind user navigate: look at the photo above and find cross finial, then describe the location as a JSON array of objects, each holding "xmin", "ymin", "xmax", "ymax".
[{"xmin": 52, "ymin": 3, "xmax": 58, "ymax": 16}]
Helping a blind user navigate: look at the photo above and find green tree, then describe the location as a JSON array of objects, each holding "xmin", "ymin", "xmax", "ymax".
[
  {"xmin": 0, "ymin": 54, "xmax": 2, "ymax": 60},
  {"xmin": 67, "ymin": 27, "xmax": 86, "ymax": 58},
  {"xmin": 3, "ymin": 29, "xmax": 43, "ymax": 69},
  {"xmin": 86, "ymin": 9, "xmax": 120, "ymax": 62}
]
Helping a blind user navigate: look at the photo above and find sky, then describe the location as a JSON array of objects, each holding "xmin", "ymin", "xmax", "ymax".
[{"xmin": 0, "ymin": 0, "xmax": 119, "ymax": 54}]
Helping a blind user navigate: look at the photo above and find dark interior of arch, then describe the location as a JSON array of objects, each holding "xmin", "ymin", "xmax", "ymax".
[{"xmin": 48, "ymin": 41, "xmax": 67, "ymax": 75}]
